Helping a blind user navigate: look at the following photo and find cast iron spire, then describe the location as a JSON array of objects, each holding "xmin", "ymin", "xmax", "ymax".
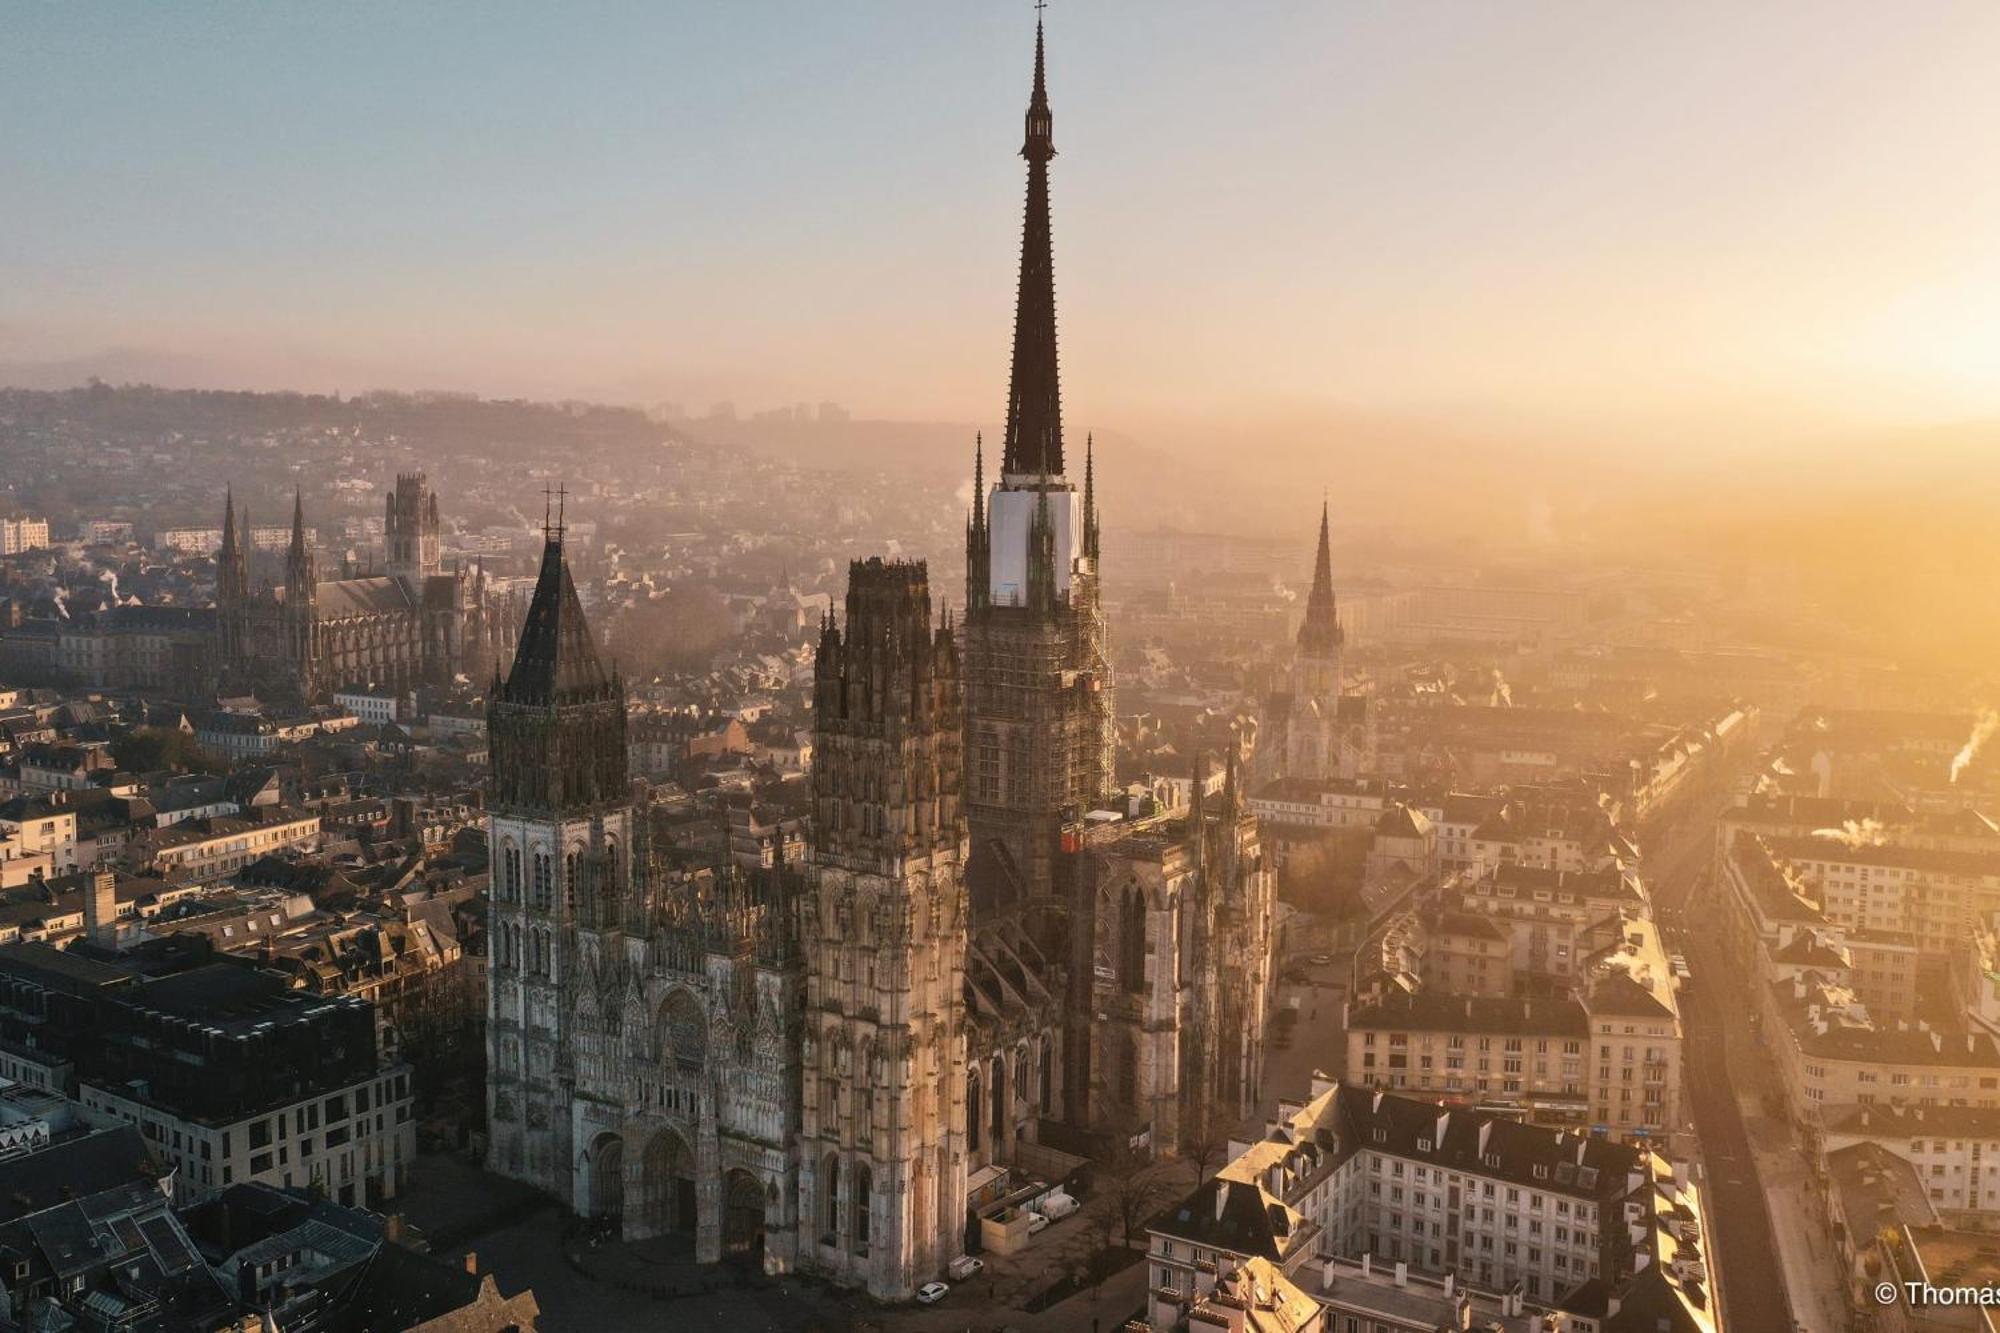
[{"xmin": 1001, "ymin": 16, "xmax": 1064, "ymax": 478}]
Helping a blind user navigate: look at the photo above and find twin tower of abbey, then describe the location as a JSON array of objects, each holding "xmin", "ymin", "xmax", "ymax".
[{"xmin": 482, "ymin": 23, "xmax": 1275, "ymax": 1300}]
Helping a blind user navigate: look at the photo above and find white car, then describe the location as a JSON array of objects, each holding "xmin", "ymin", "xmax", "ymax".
[
  {"xmin": 948, "ymin": 1255, "xmax": 986, "ymax": 1281},
  {"xmin": 1026, "ymin": 1211, "xmax": 1051, "ymax": 1234},
  {"xmin": 917, "ymin": 1281, "xmax": 951, "ymax": 1305}
]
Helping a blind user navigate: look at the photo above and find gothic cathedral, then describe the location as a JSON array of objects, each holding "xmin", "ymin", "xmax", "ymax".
[{"xmin": 483, "ymin": 15, "xmax": 1272, "ymax": 1302}]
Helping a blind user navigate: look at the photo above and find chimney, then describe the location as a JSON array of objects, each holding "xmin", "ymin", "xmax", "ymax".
[
  {"xmin": 87, "ymin": 871, "xmax": 117, "ymax": 946},
  {"xmin": 1393, "ymin": 1261, "xmax": 1407, "ymax": 1287},
  {"xmin": 1361, "ymin": 1253, "xmax": 1371, "ymax": 1277},
  {"xmin": 1443, "ymin": 1272, "xmax": 1455, "ymax": 1297},
  {"xmin": 462, "ymin": 1251, "xmax": 477, "ymax": 1275}
]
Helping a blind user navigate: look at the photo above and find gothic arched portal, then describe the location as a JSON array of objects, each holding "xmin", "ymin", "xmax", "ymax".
[
  {"xmin": 722, "ymin": 1168, "xmax": 766, "ymax": 1263},
  {"xmin": 587, "ymin": 1132, "xmax": 624, "ymax": 1227},
  {"xmin": 640, "ymin": 1128, "xmax": 698, "ymax": 1238}
]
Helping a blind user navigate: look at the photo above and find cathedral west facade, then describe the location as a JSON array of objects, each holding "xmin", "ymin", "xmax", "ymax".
[
  {"xmin": 482, "ymin": 16, "xmax": 1271, "ymax": 1302},
  {"xmin": 485, "ymin": 522, "xmax": 805, "ymax": 1274},
  {"xmin": 214, "ymin": 472, "xmax": 509, "ymax": 701}
]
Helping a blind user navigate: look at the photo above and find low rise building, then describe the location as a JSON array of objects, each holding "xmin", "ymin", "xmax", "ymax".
[
  {"xmin": 1145, "ymin": 1080, "xmax": 1714, "ymax": 1327},
  {"xmin": 127, "ymin": 806, "xmax": 321, "ymax": 881}
]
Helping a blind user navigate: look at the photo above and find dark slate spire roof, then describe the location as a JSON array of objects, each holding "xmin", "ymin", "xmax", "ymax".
[
  {"xmin": 286, "ymin": 488, "xmax": 315, "ymax": 589},
  {"xmin": 500, "ymin": 535, "xmax": 612, "ymax": 705},
  {"xmin": 217, "ymin": 488, "xmax": 244, "ymax": 601},
  {"xmin": 1001, "ymin": 18, "xmax": 1065, "ymax": 479},
  {"xmin": 1297, "ymin": 500, "xmax": 1343, "ymax": 658}
]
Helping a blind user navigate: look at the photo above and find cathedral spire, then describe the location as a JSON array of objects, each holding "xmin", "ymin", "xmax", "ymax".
[
  {"xmin": 218, "ymin": 488, "xmax": 244, "ymax": 603},
  {"xmin": 972, "ymin": 432, "xmax": 986, "ymax": 528},
  {"xmin": 965, "ymin": 433, "xmax": 992, "ymax": 612},
  {"xmin": 1001, "ymin": 14, "xmax": 1064, "ymax": 479},
  {"xmin": 1297, "ymin": 499, "xmax": 1343, "ymax": 658},
  {"xmin": 286, "ymin": 488, "xmax": 316, "ymax": 593}
]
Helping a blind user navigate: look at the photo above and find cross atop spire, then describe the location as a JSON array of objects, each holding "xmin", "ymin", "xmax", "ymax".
[
  {"xmin": 542, "ymin": 484, "xmax": 567, "ymax": 542},
  {"xmin": 1001, "ymin": 10, "xmax": 1064, "ymax": 478}
]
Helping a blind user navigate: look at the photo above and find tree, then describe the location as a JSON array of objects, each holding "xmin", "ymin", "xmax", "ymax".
[
  {"xmin": 1101, "ymin": 1140, "xmax": 1169, "ymax": 1246},
  {"xmin": 605, "ymin": 586, "xmax": 734, "ymax": 677},
  {"xmin": 110, "ymin": 726, "xmax": 218, "ymax": 774},
  {"xmin": 1181, "ymin": 1104, "xmax": 1229, "ymax": 1186}
]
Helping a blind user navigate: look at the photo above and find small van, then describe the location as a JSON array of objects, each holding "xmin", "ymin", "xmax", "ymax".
[{"xmin": 1040, "ymin": 1192, "xmax": 1079, "ymax": 1221}]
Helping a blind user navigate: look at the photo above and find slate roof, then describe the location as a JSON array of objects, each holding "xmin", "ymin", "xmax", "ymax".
[
  {"xmin": 314, "ymin": 576, "xmax": 420, "ymax": 619},
  {"xmin": 1147, "ymin": 1174, "xmax": 1310, "ymax": 1263},
  {"xmin": 0, "ymin": 1127, "xmax": 158, "ymax": 1227},
  {"xmin": 497, "ymin": 536, "xmax": 611, "ymax": 705},
  {"xmin": 1346, "ymin": 990, "xmax": 1591, "ymax": 1038},
  {"xmin": 1334, "ymin": 1085, "xmax": 1641, "ymax": 1201}
]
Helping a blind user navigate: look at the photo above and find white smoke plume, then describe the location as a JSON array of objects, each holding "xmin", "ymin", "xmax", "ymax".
[
  {"xmin": 1490, "ymin": 668, "xmax": 1513, "ymax": 708},
  {"xmin": 1812, "ymin": 818, "xmax": 1888, "ymax": 849},
  {"xmin": 1951, "ymin": 709, "xmax": 1999, "ymax": 784}
]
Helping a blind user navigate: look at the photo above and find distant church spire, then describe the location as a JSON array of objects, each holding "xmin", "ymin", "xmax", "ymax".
[
  {"xmin": 1297, "ymin": 499, "xmax": 1343, "ymax": 658},
  {"xmin": 1001, "ymin": 15, "xmax": 1064, "ymax": 478},
  {"xmin": 218, "ymin": 488, "xmax": 245, "ymax": 603},
  {"xmin": 287, "ymin": 487, "xmax": 316, "ymax": 593}
]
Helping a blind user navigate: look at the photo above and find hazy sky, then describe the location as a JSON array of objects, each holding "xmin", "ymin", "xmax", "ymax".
[{"xmin": 9, "ymin": 2, "xmax": 2000, "ymax": 450}]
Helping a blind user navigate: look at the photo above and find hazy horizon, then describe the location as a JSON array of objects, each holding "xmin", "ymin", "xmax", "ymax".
[{"xmin": 12, "ymin": 3, "xmax": 2000, "ymax": 465}]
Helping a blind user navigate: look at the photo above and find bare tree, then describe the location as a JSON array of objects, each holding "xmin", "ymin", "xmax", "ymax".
[
  {"xmin": 1102, "ymin": 1140, "xmax": 1170, "ymax": 1246},
  {"xmin": 1181, "ymin": 1105, "xmax": 1229, "ymax": 1186}
]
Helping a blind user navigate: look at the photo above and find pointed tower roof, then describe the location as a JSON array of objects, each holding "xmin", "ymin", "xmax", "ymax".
[
  {"xmin": 1001, "ymin": 17, "xmax": 1065, "ymax": 479},
  {"xmin": 1297, "ymin": 500, "xmax": 1343, "ymax": 658},
  {"xmin": 286, "ymin": 488, "xmax": 316, "ymax": 590},
  {"xmin": 500, "ymin": 533, "xmax": 612, "ymax": 705},
  {"xmin": 219, "ymin": 490, "xmax": 240, "ymax": 562},
  {"xmin": 217, "ymin": 488, "xmax": 245, "ymax": 601}
]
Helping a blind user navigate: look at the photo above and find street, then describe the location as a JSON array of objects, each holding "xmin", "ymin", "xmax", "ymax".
[{"xmin": 1646, "ymin": 785, "xmax": 1800, "ymax": 1333}]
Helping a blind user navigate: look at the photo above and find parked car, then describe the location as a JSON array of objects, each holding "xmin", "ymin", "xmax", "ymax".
[
  {"xmin": 1309, "ymin": 953, "xmax": 1334, "ymax": 965},
  {"xmin": 917, "ymin": 1281, "xmax": 951, "ymax": 1305},
  {"xmin": 1026, "ymin": 1211, "xmax": 1051, "ymax": 1235},
  {"xmin": 948, "ymin": 1255, "xmax": 986, "ymax": 1281}
]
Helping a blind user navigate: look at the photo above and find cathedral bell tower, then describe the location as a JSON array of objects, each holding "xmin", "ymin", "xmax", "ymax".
[
  {"xmin": 799, "ymin": 558, "xmax": 969, "ymax": 1299},
  {"xmin": 484, "ymin": 503, "xmax": 632, "ymax": 1198},
  {"xmin": 386, "ymin": 472, "xmax": 443, "ymax": 585}
]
